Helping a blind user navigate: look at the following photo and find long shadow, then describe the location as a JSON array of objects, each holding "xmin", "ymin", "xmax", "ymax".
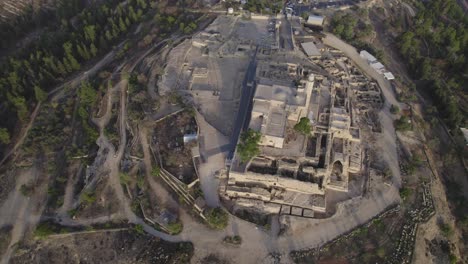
[{"xmin": 204, "ymin": 143, "xmax": 232, "ymax": 158}]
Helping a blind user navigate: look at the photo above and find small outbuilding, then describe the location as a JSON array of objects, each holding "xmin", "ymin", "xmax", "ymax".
[
  {"xmin": 383, "ymin": 72, "xmax": 395, "ymax": 80},
  {"xmin": 305, "ymin": 15, "xmax": 324, "ymax": 29}
]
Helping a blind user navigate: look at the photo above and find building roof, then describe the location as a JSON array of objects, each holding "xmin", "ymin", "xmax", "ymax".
[
  {"xmin": 383, "ymin": 72, "xmax": 395, "ymax": 80},
  {"xmin": 254, "ymin": 84, "xmax": 306, "ymax": 106},
  {"xmin": 360, "ymin": 50, "xmax": 377, "ymax": 63},
  {"xmin": 306, "ymin": 15, "xmax": 324, "ymax": 26},
  {"xmin": 265, "ymin": 108, "xmax": 287, "ymax": 138},
  {"xmin": 252, "ymin": 100, "xmax": 270, "ymax": 115},
  {"xmin": 301, "ymin": 42, "xmax": 321, "ymax": 57},
  {"xmin": 370, "ymin": 62, "xmax": 385, "ymax": 70},
  {"xmin": 183, "ymin": 133, "xmax": 198, "ymax": 143}
]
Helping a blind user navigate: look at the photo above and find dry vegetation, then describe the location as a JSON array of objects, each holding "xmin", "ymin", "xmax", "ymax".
[{"xmin": 11, "ymin": 230, "xmax": 193, "ymax": 264}]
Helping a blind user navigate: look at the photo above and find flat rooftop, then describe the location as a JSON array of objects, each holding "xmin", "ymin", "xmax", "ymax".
[
  {"xmin": 266, "ymin": 109, "xmax": 287, "ymax": 138},
  {"xmin": 254, "ymin": 84, "xmax": 306, "ymax": 106},
  {"xmin": 301, "ymin": 42, "xmax": 321, "ymax": 57}
]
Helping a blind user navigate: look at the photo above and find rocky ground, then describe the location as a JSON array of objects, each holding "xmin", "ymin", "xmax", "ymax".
[{"xmin": 10, "ymin": 230, "xmax": 193, "ymax": 264}]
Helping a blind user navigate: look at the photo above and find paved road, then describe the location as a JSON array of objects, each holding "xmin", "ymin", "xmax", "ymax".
[
  {"xmin": 279, "ymin": 17, "xmax": 294, "ymax": 51},
  {"xmin": 228, "ymin": 48, "xmax": 259, "ymax": 160}
]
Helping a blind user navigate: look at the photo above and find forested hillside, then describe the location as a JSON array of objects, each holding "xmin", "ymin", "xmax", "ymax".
[
  {"xmin": 0, "ymin": 0, "xmax": 198, "ymax": 151},
  {"xmin": 398, "ymin": 0, "xmax": 467, "ymax": 129}
]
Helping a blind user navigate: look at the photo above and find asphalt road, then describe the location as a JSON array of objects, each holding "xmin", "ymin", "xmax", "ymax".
[{"xmin": 228, "ymin": 47, "xmax": 259, "ymax": 160}]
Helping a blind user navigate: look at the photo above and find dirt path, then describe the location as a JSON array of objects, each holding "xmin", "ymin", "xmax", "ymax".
[
  {"xmin": 0, "ymin": 163, "xmax": 50, "ymax": 264},
  {"xmin": 56, "ymin": 163, "xmax": 82, "ymax": 219}
]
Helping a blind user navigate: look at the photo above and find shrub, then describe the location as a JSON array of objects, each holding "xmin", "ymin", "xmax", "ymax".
[
  {"xmin": 151, "ymin": 166, "xmax": 160, "ymax": 177},
  {"xmin": 399, "ymin": 187, "xmax": 412, "ymax": 200},
  {"xmin": 223, "ymin": 235, "xmax": 242, "ymax": 245},
  {"xmin": 68, "ymin": 209, "xmax": 78, "ymax": 217},
  {"xmin": 34, "ymin": 223, "xmax": 55, "ymax": 238},
  {"xmin": 133, "ymin": 224, "xmax": 145, "ymax": 234},
  {"xmin": 205, "ymin": 207, "xmax": 229, "ymax": 230},
  {"xmin": 439, "ymin": 222, "xmax": 454, "ymax": 237},
  {"xmin": 167, "ymin": 221, "xmax": 183, "ymax": 234},
  {"xmin": 394, "ymin": 116, "xmax": 412, "ymax": 131},
  {"xmin": 390, "ymin": 104, "xmax": 400, "ymax": 114},
  {"xmin": 20, "ymin": 184, "xmax": 33, "ymax": 196}
]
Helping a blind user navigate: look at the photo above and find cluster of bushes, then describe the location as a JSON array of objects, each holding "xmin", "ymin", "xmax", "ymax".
[{"xmin": 329, "ymin": 11, "xmax": 373, "ymax": 42}]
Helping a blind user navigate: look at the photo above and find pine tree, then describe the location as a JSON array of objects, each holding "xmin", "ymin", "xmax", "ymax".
[
  {"xmin": 63, "ymin": 57, "xmax": 73, "ymax": 73},
  {"xmin": 119, "ymin": 17, "xmax": 127, "ymax": 32},
  {"xmin": 99, "ymin": 35, "xmax": 108, "ymax": 49},
  {"xmin": 105, "ymin": 30, "xmax": 113, "ymax": 41},
  {"xmin": 34, "ymin": 85, "xmax": 47, "ymax": 102},
  {"xmin": 84, "ymin": 25, "xmax": 96, "ymax": 43},
  {"xmin": 81, "ymin": 43, "xmax": 90, "ymax": 60},
  {"xmin": 77, "ymin": 44, "xmax": 86, "ymax": 60},
  {"xmin": 7, "ymin": 93, "xmax": 28, "ymax": 121},
  {"xmin": 90, "ymin": 43, "xmax": 98, "ymax": 57},
  {"xmin": 56, "ymin": 59, "xmax": 67, "ymax": 75},
  {"xmin": 0, "ymin": 128, "xmax": 10, "ymax": 144},
  {"xmin": 62, "ymin": 42, "xmax": 81, "ymax": 70}
]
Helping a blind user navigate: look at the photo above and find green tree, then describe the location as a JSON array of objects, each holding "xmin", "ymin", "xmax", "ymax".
[
  {"xmin": 237, "ymin": 129, "xmax": 261, "ymax": 163},
  {"xmin": 90, "ymin": 43, "xmax": 98, "ymax": 57},
  {"xmin": 78, "ymin": 81, "xmax": 97, "ymax": 106},
  {"xmin": 119, "ymin": 17, "xmax": 127, "ymax": 32},
  {"xmin": 34, "ymin": 85, "xmax": 47, "ymax": 102},
  {"xmin": 294, "ymin": 117, "xmax": 311, "ymax": 135},
  {"xmin": 7, "ymin": 93, "xmax": 28, "ymax": 121},
  {"xmin": 63, "ymin": 42, "xmax": 80, "ymax": 70},
  {"xmin": 105, "ymin": 30, "xmax": 113, "ymax": 41},
  {"xmin": 0, "ymin": 128, "xmax": 10, "ymax": 144},
  {"xmin": 84, "ymin": 25, "xmax": 96, "ymax": 43}
]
